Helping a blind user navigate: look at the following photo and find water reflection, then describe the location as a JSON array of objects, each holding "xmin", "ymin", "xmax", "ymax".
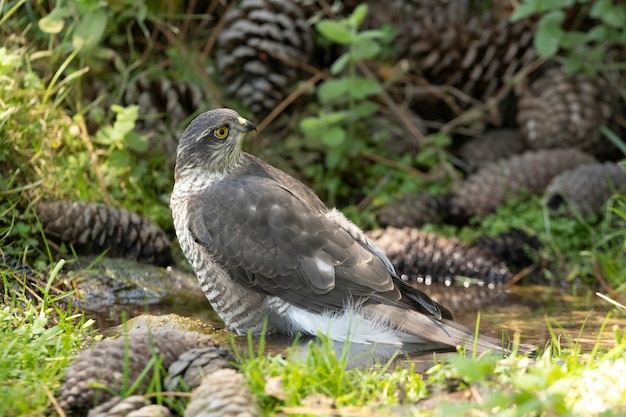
[{"xmin": 87, "ymin": 284, "xmax": 626, "ymax": 364}]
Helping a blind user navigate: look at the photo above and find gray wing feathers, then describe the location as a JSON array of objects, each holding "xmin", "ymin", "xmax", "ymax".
[
  {"xmin": 187, "ymin": 174, "xmax": 394, "ymax": 312},
  {"xmin": 326, "ymin": 209, "xmax": 397, "ymax": 276},
  {"xmin": 364, "ymin": 304, "xmax": 535, "ymax": 355}
]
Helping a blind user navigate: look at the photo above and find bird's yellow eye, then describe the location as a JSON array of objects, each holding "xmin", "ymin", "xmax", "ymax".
[{"xmin": 214, "ymin": 126, "xmax": 229, "ymax": 139}]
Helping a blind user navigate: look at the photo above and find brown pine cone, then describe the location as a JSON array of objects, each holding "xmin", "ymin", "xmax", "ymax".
[
  {"xmin": 35, "ymin": 201, "xmax": 172, "ymax": 266},
  {"xmin": 449, "ymin": 149, "xmax": 598, "ymax": 219},
  {"xmin": 87, "ymin": 395, "xmax": 172, "ymax": 417},
  {"xmin": 215, "ymin": 0, "xmax": 313, "ymax": 117},
  {"xmin": 164, "ymin": 347, "xmax": 235, "ymax": 392},
  {"xmin": 58, "ymin": 330, "xmax": 217, "ymax": 415},
  {"xmin": 185, "ymin": 368, "xmax": 260, "ymax": 417},
  {"xmin": 376, "ymin": 193, "xmax": 451, "ymax": 228},
  {"xmin": 366, "ymin": 1, "xmax": 536, "ymax": 102},
  {"xmin": 545, "ymin": 162, "xmax": 626, "ymax": 217},
  {"xmin": 474, "ymin": 229, "xmax": 541, "ymax": 269},
  {"xmin": 366, "ymin": 227, "xmax": 512, "ymax": 286},
  {"xmin": 516, "ymin": 67, "xmax": 623, "ymax": 158},
  {"xmin": 122, "ymin": 75, "xmax": 207, "ymax": 170},
  {"xmin": 456, "ymin": 129, "xmax": 527, "ymax": 172}
]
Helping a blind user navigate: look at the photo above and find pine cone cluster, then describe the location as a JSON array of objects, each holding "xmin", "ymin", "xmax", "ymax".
[
  {"xmin": 36, "ymin": 201, "xmax": 173, "ymax": 266},
  {"xmin": 545, "ymin": 162, "xmax": 626, "ymax": 217},
  {"xmin": 376, "ymin": 192, "xmax": 451, "ymax": 228},
  {"xmin": 366, "ymin": 227, "xmax": 512, "ymax": 286},
  {"xmin": 456, "ymin": 129, "xmax": 526, "ymax": 172},
  {"xmin": 185, "ymin": 368, "xmax": 260, "ymax": 417},
  {"xmin": 517, "ymin": 67, "xmax": 623, "ymax": 157},
  {"xmin": 215, "ymin": 0, "xmax": 314, "ymax": 117},
  {"xmin": 450, "ymin": 149, "xmax": 598, "ymax": 219},
  {"xmin": 58, "ymin": 330, "xmax": 218, "ymax": 415}
]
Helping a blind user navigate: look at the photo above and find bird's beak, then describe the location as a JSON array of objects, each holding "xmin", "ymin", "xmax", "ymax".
[{"xmin": 238, "ymin": 116, "xmax": 256, "ymax": 132}]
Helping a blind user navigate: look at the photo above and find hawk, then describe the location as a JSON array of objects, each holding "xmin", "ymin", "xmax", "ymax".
[{"xmin": 171, "ymin": 108, "xmax": 530, "ymax": 354}]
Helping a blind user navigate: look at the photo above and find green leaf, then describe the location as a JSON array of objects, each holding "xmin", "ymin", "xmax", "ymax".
[
  {"xmin": 330, "ymin": 53, "xmax": 350, "ymax": 75},
  {"xmin": 110, "ymin": 105, "xmax": 138, "ymax": 138},
  {"xmin": 510, "ymin": 1, "xmax": 541, "ymax": 21},
  {"xmin": 316, "ymin": 20, "xmax": 352, "ymax": 44},
  {"xmin": 349, "ymin": 4, "xmax": 369, "ymax": 29},
  {"xmin": 352, "ymin": 101, "xmax": 378, "ymax": 118},
  {"xmin": 321, "ymin": 126, "xmax": 346, "ymax": 147},
  {"xmin": 38, "ymin": 7, "xmax": 71, "ymax": 34},
  {"xmin": 348, "ymin": 77, "xmax": 382, "ymax": 100},
  {"xmin": 591, "ymin": 0, "xmax": 626, "ymax": 28},
  {"xmin": 534, "ymin": 10, "xmax": 565, "ymax": 58},
  {"xmin": 351, "ymin": 38, "xmax": 381, "ymax": 60},
  {"xmin": 109, "ymin": 148, "xmax": 132, "ymax": 168},
  {"xmin": 428, "ymin": 133, "xmax": 452, "ymax": 147},
  {"xmin": 124, "ymin": 132, "xmax": 148, "ymax": 153},
  {"xmin": 511, "ymin": 0, "xmax": 574, "ymax": 21},
  {"xmin": 72, "ymin": 8, "xmax": 108, "ymax": 51},
  {"xmin": 415, "ymin": 149, "xmax": 438, "ymax": 168},
  {"xmin": 325, "ymin": 148, "xmax": 343, "ymax": 169},
  {"xmin": 300, "ymin": 117, "xmax": 326, "ymax": 136},
  {"xmin": 319, "ymin": 111, "xmax": 349, "ymax": 125},
  {"xmin": 318, "ymin": 79, "xmax": 350, "ymax": 103},
  {"xmin": 354, "ymin": 30, "xmax": 387, "ymax": 41},
  {"xmin": 559, "ymin": 31, "xmax": 588, "ymax": 49}
]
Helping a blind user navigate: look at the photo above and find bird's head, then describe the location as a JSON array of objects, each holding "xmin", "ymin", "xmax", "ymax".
[{"xmin": 175, "ymin": 108, "xmax": 256, "ymax": 177}]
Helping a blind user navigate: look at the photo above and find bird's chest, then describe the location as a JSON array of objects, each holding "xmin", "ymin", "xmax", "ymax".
[{"xmin": 171, "ymin": 185, "xmax": 271, "ymax": 334}]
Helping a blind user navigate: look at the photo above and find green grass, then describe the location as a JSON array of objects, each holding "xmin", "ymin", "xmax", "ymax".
[
  {"xmin": 232, "ymin": 318, "xmax": 626, "ymax": 417},
  {"xmin": 0, "ymin": 262, "xmax": 94, "ymax": 417}
]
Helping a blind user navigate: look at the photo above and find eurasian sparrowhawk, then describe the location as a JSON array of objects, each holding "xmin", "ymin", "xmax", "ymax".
[{"xmin": 171, "ymin": 108, "xmax": 532, "ymax": 354}]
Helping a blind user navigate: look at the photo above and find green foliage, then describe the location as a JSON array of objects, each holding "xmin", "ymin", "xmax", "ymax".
[
  {"xmin": 589, "ymin": 192, "xmax": 626, "ymax": 290},
  {"xmin": 296, "ymin": 5, "xmax": 405, "ymax": 205},
  {"xmin": 0, "ymin": 263, "xmax": 93, "ymax": 416},
  {"xmin": 512, "ymin": 0, "xmax": 626, "ymax": 75},
  {"xmin": 0, "ymin": 44, "xmax": 172, "ymax": 261},
  {"xmin": 423, "ymin": 192, "xmax": 626, "ymax": 285},
  {"xmin": 233, "ymin": 327, "xmax": 626, "ymax": 416},
  {"xmin": 33, "ymin": 0, "xmax": 160, "ymax": 74},
  {"xmin": 235, "ymin": 332, "xmax": 428, "ymax": 415}
]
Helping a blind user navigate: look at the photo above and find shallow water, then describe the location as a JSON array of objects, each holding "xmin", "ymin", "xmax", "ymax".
[
  {"xmin": 453, "ymin": 285, "xmax": 625, "ymax": 351},
  {"xmin": 89, "ymin": 283, "xmax": 626, "ymax": 360}
]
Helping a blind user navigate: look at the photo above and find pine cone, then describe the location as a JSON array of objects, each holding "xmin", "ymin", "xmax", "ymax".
[
  {"xmin": 58, "ymin": 330, "xmax": 217, "ymax": 415},
  {"xmin": 449, "ymin": 149, "xmax": 598, "ymax": 219},
  {"xmin": 36, "ymin": 201, "xmax": 173, "ymax": 266},
  {"xmin": 123, "ymin": 75, "xmax": 206, "ymax": 135},
  {"xmin": 545, "ymin": 162, "xmax": 626, "ymax": 217},
  {"xmin": 165, "ymin": 347, "xmax": 235, "ymax": 392},
  {"xmin": 474, "ymin": 229, "xmax": 541, "ymax": 269},
  {"xmin": 215, "ymin": 0, "xmax": 313, "ymax": 117},
  {"xmin": 366, "ymin": 227, "xmax": 512, "ymax": 286},
  {"xmin": 367, "ymin": 1, "xmax": 536, "ymax": 103},
  {"xmin": 122, "ymin": 75, "xmax": 207, "ymax": 170},
  {"xmin": 185, "ymin": 368, "xmax": 260, "ymax": 417},
  {"xmin": 456, "ymin": 129, "xmax": 527, "ymax": 172},
  {"xmin": 87, "ymin": 396, "xmax": 172, "ymax": 417},
  {"xmin": 517, "ymin": 67, "xmax": 623, "ymax": 157},
  {"xmin": 376, "ymin": 193, "xmax": 451, "ymax": 228}
]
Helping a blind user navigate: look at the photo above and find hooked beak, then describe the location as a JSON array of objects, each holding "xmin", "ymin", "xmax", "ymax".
[{"xmin": 238, "ymin": 116, "xmax": 256, "ymax": 132}]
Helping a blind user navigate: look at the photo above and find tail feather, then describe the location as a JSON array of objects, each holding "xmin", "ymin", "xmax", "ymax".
[{"xmin": 364, "ymin": 304, "xmax": 536, "ymax": 355}]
